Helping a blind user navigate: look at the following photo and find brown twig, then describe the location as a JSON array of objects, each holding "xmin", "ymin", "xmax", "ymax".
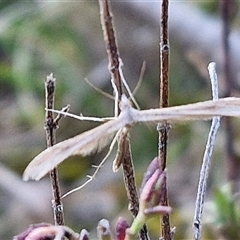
[
  {"xmin": 221, "ymin": 0, "xmax": 234, "ymax": 98},
  {"xmin": 98, "ymin": 1, "xmax": 149, "ymax": 239},
  {"xmin": 220, "ymin": 0, "xmax": 239, "ymax": 184},
  {"xmin": 158, "ymin": 1, "xmax": 172, "ymax": 239},
  {"xmin": 98, "ymin": 0, "xmax": 123, "ymax": 107},
  {"xmin": 45, "ymin": 73, "xmax": 65, "ymax": 225}
]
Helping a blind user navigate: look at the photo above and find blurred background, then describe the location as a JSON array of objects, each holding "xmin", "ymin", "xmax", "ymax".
[{"xmin": 1, "ymin": 1, "xmax": 240, "ymax": 239}]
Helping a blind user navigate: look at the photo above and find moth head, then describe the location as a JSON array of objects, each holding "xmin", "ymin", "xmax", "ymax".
[{"xmin": 119, "ymin": 94, "xmax": 132, "ymax": 111}]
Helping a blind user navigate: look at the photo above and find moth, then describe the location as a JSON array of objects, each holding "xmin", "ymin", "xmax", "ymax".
[{"xmin": 23, "ymin": 94, "xmax": 240, "ymax": 181}]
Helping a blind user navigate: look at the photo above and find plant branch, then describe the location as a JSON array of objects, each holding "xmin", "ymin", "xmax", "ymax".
[
  {"xmin": 193, "ymin": 62, "xmax": 221, "ymax": 240},
  {"xmin": 98, "ymin": 0, "xmax": 123, "ymax": 107},
  {"xmin": 98, "ymin": 1, "xmax": 149, "ymax": 239},
  {"xmin": 158, "ymin": 1, "xmax": 172, "ymax": 239},
  {"xmin": 220, "ymin": 0, "xmax": 238, "ymax": 183},
  {"xmin": 44, "ymin": 73, "xmax": 64, "ymax": 225}
]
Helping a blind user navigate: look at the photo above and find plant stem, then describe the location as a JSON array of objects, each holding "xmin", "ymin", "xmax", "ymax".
[
  {"xmin": 158, "ymin": 1, "xmax": 172, "ymax": 239},
  {"xmin": 220, "ymin": 0, "xmax": 238, "ymax": 183},
  {"xmin": 45, "ymin": 73, "xmax": 64, "ymax": 225},
  {"xmin": 193, "ymin": 63, "xmax": 221, "ymax": 240},
  {"xmin": 98, "ymin": 1, "xmax": 149, "ymax": 239}
]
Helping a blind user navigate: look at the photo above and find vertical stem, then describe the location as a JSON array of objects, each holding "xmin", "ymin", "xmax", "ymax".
[
  {"xmin": 160, "ymin": 0, "xmax": 169, "ymax": 110},
  {"xmin": 158, "ymin": 1, "xmax": 172, "ymax": 239},
  {"xmin": 45, "ymin": 73, "xmax": 64, "ymax": 225},
  {"xmin": 220, "ymin": 0, "xmax": 237, "ymax": 183},
  {"xmin": 98, "ymin": 1, "xmax": 149, "ymax": 239},
  {"xmin": 193, "ymin": 63, "xmax": 221, "ymax": 240},
  {"xmin": 221, "ymin": 0, "xmax": 233, "ymax": 98},
  {"xmin": 99, "ymin": 0, "xmax": 123, "ymax": 107}
]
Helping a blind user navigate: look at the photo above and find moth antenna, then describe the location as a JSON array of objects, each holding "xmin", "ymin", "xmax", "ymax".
[
  {"xmin": 111, "ymin": 78, "xmax": 120, "ymax": 117},
  {"xmin": 46, "ymin": 109, "xmax": 115, "ymax": 123},
  {"xmin": 83, "ymin": 78, "xmax": 114, "ymax": 100},
  {"xmin": 132, "ymin": 60, "xmax": 146, "ymax": 96},
  {"xmin": 119, "ymin": 58, "xmax": 141, "ymax": 110}
]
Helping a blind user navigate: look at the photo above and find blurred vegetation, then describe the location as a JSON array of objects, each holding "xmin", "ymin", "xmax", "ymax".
[
  {"xmin": 0, "ymin": 1, "xmax": 240, "ymax": 239},
  {"xmin": 205, "ymin": 184, "xmax": 240, "ymax": 239}
]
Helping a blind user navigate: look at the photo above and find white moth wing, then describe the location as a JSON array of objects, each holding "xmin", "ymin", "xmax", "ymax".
[
  {"xmin": 135, "ymin": 97, "xmax": 240, "ymax": 123},
  {"xmin": 73, "ymin": 132, "xmax": 116, "ymax": 156},
  {"xmin": 23, "ymin": 117, "xmax": 125, "ymax": 181}
]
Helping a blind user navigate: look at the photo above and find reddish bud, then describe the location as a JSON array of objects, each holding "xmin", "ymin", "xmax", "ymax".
[
  {"xmin": 140, "ymin": 157, "xmax": 160, "ymax": 194},
  {"xmin": 115, "ymin": 217, "xmax": 130, "ymax": 240}
]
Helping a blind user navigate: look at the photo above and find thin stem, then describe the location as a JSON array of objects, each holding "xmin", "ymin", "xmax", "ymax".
[
  {"xmin": 98, "ymin": 0, "xmax": 123, "ymax": 108},
  {"xmin": 45, "ymin": 73, "xmax": 64, "ymax": 225},
  {"xmin": 98, "ymin": 1, "xmax": 149, "ymax": 239},
  {"xmin": 158, "ymin": 1, "xmax": 172, "ymax": 239},
  {"xmin": 193, "ymin": 62, "xmax": 221, "ymax": 240},
  {"xmin": 221, "ymin": 0, "xmax": 233, "ymax": 98},
  {"xmin": 220, "ymin": 0, "xmax": 237, "ymax": 183},
  {"xmin": 160, "ymin": 0, "xmax": 169, "ymax": 109}
]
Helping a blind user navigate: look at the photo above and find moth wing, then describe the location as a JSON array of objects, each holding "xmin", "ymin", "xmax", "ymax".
[
  {"xmin": 73, "ymin": 132, "xmax": 116, "ymax": 156},
  {"xmin": 136, "ymin": 97, "xmax": 240, "ymax": 123},
  {"xmin": 23, "ymin": 118, "xmax": 124, "ymax": 181}
]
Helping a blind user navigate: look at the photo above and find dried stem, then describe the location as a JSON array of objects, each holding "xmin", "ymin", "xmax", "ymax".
[
  {"xmin": 98, "ymin": 1, "xmax": 149, "ymax": 239},
  {"xmin": 158, "ymin": 1, "xmax": 172, "ymax": 239},
  {"xmin": 159, "ymin": 1, "xmax": 169, "ymax": 110},
  {"xmin": 220, "ymin": 0, "xmax": 238, "ymax": 183},
  {"xmin": 98, "ymin": 0, "xmax": 123, "ymax": 107},
  {"xmin": 221, "ymin": 0, "xmax": 234, "ymax": 98},
  {"xmin": 193, "ymin": 62, "xmax": 221, "ymax": 240},
  {"xmin": 45, "ymin": 73, "xmax": 64, "ymax": 225}
]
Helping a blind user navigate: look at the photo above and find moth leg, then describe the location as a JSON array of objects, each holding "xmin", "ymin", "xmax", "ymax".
[{"xmin": 112, "ymin": 125, "xmax": 131, "ymax": 172}]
